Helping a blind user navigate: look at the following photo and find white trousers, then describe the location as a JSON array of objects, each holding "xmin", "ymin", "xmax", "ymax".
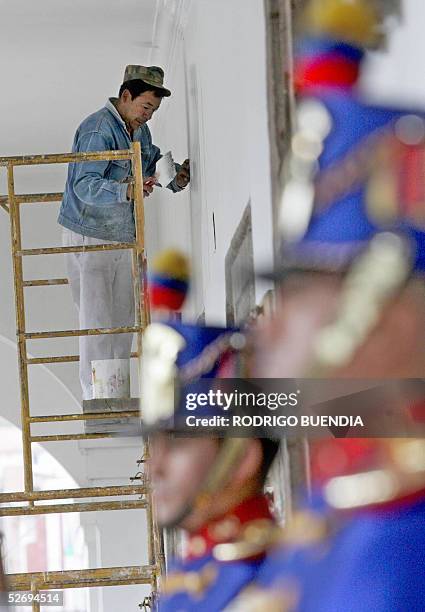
[{"xmin": 63, "ymin": 229, "xmax": 135, "ymax": 400}]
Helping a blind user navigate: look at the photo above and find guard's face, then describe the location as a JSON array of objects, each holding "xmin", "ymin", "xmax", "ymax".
[
  {"xmin": 149, "ymin": 434, "xmax": 219, "ymax": 528},
  {"xmin": 254, "ymin": 274, "xmax": 425, "ymax": 378},
  {"xmin": 120, "ymin": 90, "xmax": 162, "ymax": 132},
  {"xmin": 254, "ymin": 273, "xmax": 342, "ymax": 377}
]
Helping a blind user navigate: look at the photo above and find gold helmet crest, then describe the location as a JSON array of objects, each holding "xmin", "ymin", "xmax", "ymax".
[{"xmin": 302, "ymin": 0, "xmax": 380, "ymax": 47}]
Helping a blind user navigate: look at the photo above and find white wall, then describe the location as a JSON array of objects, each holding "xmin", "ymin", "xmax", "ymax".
[
  {"xmin": 362, "ymin": 0, "xmax": 425, "ymax": 107},
  {"xmin": 149, "ymin": 0, "xmax": 274, "ymax": 324},
  {"xmin": 146, "ymin": 0, "xmax": 425, "ymax": 328}
]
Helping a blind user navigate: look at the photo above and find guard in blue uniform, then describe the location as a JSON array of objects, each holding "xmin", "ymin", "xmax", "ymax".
[
  {"xmin": 140, "ymin": 320, "xmax": 281, "ymax": 611},
  {"xmin": 248, "ymin": 1, "xmax": 425, "ymax": 610},
  {"xmin": 250, "ymin": 438, "xmax": 425, "ymax": 611}
]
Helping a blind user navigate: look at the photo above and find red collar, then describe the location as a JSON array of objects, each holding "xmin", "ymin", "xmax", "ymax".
[{"xmin": 186, "ymin": 494, "xmax": 273, "ymax": 560}]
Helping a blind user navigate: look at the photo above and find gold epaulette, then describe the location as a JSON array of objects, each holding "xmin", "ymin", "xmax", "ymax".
[
  {"xmin": 224, "ymin": 584, "xmax": 299, "ymax": 612},
  {"xmin": 281, "ymin": 510, "xmax": 331, "ymax": 547},
  {"xmin": 213, "ymin": 519, "xmax": 283, "ymax": 562},
  {"xmin": 324, "ymin": 439, "xmax": 425, "ymax": 510},
  {"xmin": 161, "ymin": 562, "xmax": 218, "ymax": 597}
]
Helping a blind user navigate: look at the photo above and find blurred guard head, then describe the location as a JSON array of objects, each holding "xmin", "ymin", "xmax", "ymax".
[
  {"xmin": 141, "ymin": 321, "xmax": 279, "ymax": 529},
  {"xmin": 259, "ymin": 0, "xmax": 425, "ymax": 379},
  {"xmin": 255, "ymin": 0, "xmax": 425, "ymax": 509},
  {"xmin": 141, "ymin": 321, "xmax": 244, "ymax": 431}
]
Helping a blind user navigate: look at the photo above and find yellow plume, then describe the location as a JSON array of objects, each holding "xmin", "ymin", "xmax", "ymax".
[
  {"xmin": 303, "ymin": 0, "xmax": 380, "ymax": 47},
  {"xmin": 152, "ymin": 249, "xmax": 190, "ymax": 281}
]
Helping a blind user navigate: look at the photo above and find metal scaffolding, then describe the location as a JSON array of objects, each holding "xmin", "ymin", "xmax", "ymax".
[{"xmin": 0, "ymin": 142, "xmax": 160, "ymax": 609}]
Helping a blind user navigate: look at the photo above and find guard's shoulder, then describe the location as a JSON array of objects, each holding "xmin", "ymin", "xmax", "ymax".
[
  {"xmin": 160, "ymin": 518, "xmax": 282, "ymax": 603},
  {"xmin": 161, "ymin": 557, "xmax": 219, "ymax": 599},
  {"xmin": 224, "ymin": 584, "xmax": 299, "ymax": 612},
  {"xmin": 160, "ymin": 555, "xmax": 260, "ymax": 610},
  {"xmin": 212, "ymin": 518, "xmax": 283, "ymax": 563}
]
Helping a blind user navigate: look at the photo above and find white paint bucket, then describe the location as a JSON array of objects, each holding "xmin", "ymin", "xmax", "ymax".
[{"xmin": 91, "ymin": 359, "xmax": 130, "ymax": 399}]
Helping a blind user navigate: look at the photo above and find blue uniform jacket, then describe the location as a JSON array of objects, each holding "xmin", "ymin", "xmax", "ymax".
[
  {"xmin": 158, "ymin": 553, "xmax": 267, "ymax": 612},
  {"xmin": 156, "ymin": 494, "xmax": 278, "ymax": 611},
  {"xmin": 255, "ymin": 495, "xmax": 425, "ymax": 611}
]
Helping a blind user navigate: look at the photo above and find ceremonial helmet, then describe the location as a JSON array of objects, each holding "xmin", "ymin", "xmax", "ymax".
[
  {"xmin": 140, "ymin": 315, "xmax": 279, "ymax": 520},
  {"xmin": 272, "ymin": 0, "xmax": 425, "ymax": 373},
  {"xmin": 272, "ymin": 0, "xmax": 425, "ymax": 507},
  {"xmin": 302, "ymin": 0, "xmax": 380, "ymax": 47}
]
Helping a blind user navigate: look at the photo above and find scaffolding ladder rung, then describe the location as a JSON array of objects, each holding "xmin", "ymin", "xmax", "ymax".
[
  {"xmin": 0, "ymin": 192, "xmax": 63, "ymax": 206},
  {"xmin": 27, "ymin": 354, "xmax": 79, "ymax": 364},
  {"xmin": 26, "ymin": 350, "xmax": 138, "ymax": 364},
  {"xmin": 30, "ymin": 410, "xmax": 139, "ymax": 423},
  {"xmin": 17, "ymin": 192, "xmax": 63, "ymax": 204},
  {"xmin": 18, "ymin": 242, "xmax": 137, "ymax": 256},
  {"xmin": 0, "ymin": 499, "xmax": 147, "ymax": 517},
  {"xmin": 24, "ymin": 325, "xmax": 142, "ymax": 340},
  {"xmin": 23, "ymin": 278, "xmax": 68, "ymax": 286},
  {"xmin": 0, "ymin": 484, "xmax": 147, "ymax": 503},
  {"xmin": 30, "ymin": 432, "xmax": 123, "ymax": 443},
  {"xmin": 0, "ymin": 149, "xmax": 133, "ymax": 166},
  {"xmin": 6, "ymin": 565, "xmax": 155, "ymax": 590},
  {"xmin": 25, "ymin": 352, "xmax": 139, "ymax": 365}
]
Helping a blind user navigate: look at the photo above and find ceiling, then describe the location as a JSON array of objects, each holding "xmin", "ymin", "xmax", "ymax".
[{"xmin": 0, "ymin": 0, "xmax": 159, "ymax": 157}]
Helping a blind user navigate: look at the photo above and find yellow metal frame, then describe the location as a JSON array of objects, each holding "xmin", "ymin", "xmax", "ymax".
[{"xmin": 0, "ymin": 142, "xmax": 160, "ymax": 608}]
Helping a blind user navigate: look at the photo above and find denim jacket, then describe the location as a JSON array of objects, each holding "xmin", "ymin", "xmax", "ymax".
[{"xmin": 58, "ymin": 99, "xmax": 181, "ymax": 242}]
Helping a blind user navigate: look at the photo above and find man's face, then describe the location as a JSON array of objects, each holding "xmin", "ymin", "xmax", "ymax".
[
  {"xmin": 120, "ymin": 90, "xmax": 162, "ymax": 132},
  {"xmin": 254, "ymin": 273, "xmax": 342, "ymax": 378},
  {"xmin": 254, "ymin": 273, "xmax": 425, "ymax": 379},
  {"xmin": 149, "ymin": 434, "xmax": 220, "ymax": 529}
]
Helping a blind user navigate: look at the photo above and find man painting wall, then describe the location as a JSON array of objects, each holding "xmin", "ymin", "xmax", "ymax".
[{"xmin": 58, "ymin": 65, "xmax": 190, "ymax": 400}]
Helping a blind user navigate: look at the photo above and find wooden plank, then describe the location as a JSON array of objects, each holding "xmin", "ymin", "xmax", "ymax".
[
  {"xmin": 6, "ymin": 565, "xmax": 155, "ymax": 590},
  {"xmin": 24, "ymin": 325, "xmax": 142, "ymax": 340},
  {"xmin": 0, "ymin": 149, "xmax": 132, "ymax": 166},
  {"xmin": 0, "ymin": 484, "xmax": 147, "ymax": 503}
]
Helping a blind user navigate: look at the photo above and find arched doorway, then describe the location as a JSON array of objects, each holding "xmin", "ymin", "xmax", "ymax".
[{"xmin": 0, "ymin": 416, "xmax": 89, "ymax": 612}]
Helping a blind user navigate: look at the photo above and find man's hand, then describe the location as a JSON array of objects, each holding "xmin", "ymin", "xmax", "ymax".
[
  {"xmin": 143, "ymin": 177, "xmax": 157, "ymax": 197},
  {"xmin": 175, "ymin": 159, "xmax": 190, "ymax": 189},
  {"xmin": 127, "ymin": 178, "xmax": 158, "ymax": 199}
]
